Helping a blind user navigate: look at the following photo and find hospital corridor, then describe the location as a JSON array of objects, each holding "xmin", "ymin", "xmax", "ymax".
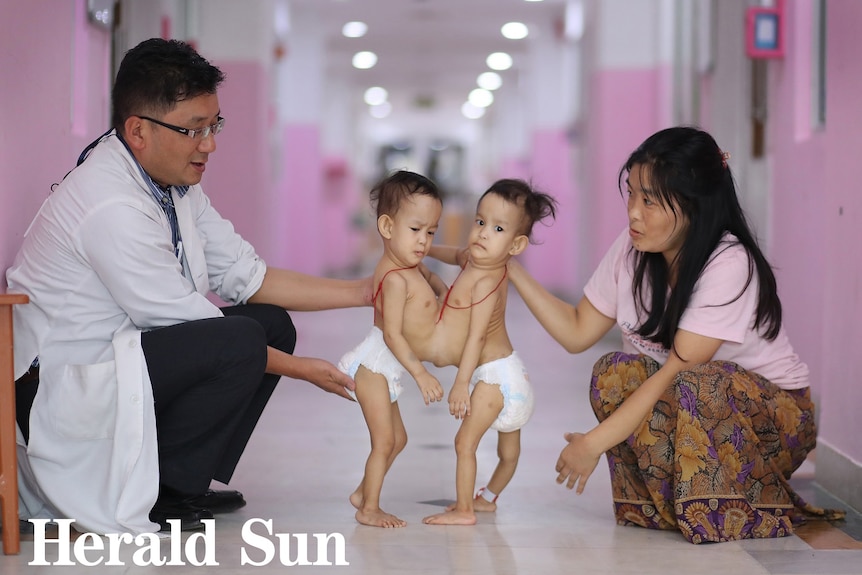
[{"xmin": 2, "ymin": 0, "xmax": 862, "ymax": 573}]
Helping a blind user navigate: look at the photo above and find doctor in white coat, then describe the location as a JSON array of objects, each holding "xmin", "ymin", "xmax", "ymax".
[{"xmin": 6, "ymin": 38, "xmax": 365, "ymax": 535}]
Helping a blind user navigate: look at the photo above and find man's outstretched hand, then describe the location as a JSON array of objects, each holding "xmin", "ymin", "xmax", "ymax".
[{"xmin": 267, "ymin": 348, "xmax": 356, "ymax": 400}]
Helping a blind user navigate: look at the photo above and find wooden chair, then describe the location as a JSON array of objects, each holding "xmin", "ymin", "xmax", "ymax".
[{"xmin": 0, "ymin": 293, "xmax": 27, "ymax": 555}]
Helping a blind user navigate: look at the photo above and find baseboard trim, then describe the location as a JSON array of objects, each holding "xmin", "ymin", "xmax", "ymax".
[{"xmin": 816, "ymin": 441, "xmax": 862, "ymax": 513}]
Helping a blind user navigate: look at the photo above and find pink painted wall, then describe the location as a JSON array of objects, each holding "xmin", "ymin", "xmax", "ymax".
[
  {"xmin": 579, "ymin": 68, "xmax": 660, "ymax": 286},
  {"xmin": 498, "ymin": 156, "xmax": 531, "ymax": 183},
  {"xmin": 522, "ymin": 129, "xmax": 579, "ymax": 293},
  {"xmin": 199, "ymin": 60, "xmax": 273, "ymax": 261},
  {"xmin": 0, "ymin": 0, "xmax": 111, "ymax": 275},
  {"xmin": 321, "ymin": 156, "xmax": 365, "ymax": 274},
  {"xmin": 274, "ymin": 124, "xmax": 324, "ymax": 274},
  {"xmin": 764, "ymin": 115, "xmax": 827, "ymax": 405},
  {"xmin": 766, "ymin": 1, "xmax": 860, "ymax": 465},
  {"xmin": 808, "ymin": 0, "xmax": 862, "ymax": 465},
  {"xmin": 763, "ymin": 1, "xmax": 827, "ymax": 404}
]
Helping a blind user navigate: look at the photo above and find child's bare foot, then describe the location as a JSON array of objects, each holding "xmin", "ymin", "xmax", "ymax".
[
  {"xmin": 356, "ymin": 508, "xmax": 407, "ymax": 528},
  {"xmin": 349, "ymin": 490, "xmax": 363, "ymax": 510},
  {"xmin": 470, "ymin": 497, "xmax": 497, "ymax": 512},
  {"xmin": 446, "ymin": 495, "xmax": 497, "ymax": 512},
  {"xmin": 422, "ymin": 510, "xmax": 477, "ymax": 525}
]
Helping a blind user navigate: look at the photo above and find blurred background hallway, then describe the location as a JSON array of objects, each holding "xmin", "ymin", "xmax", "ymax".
[{"xmin": 1, "ymin": 0, "xmax": 861, "ymax": 572}]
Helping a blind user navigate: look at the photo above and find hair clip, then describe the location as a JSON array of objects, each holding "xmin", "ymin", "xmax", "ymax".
[{"xmin": 720, "ymin": 150, "xmax": 731, "ymax": 169}]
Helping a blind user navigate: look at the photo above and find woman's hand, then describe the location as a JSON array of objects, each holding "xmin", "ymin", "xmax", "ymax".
[{"xmin": 555, "ymin": 432, "xmax": 601, "ymax": 494}]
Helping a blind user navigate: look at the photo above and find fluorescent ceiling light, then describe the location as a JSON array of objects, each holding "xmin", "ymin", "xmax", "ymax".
[
  {"xmin": 565, "ymin": 1, "xmax": 585, "ymax": 40},
  {"xmin": 477, "ymin": 71, "xmax": 502, "ymax": 90},
  {"xmin": 364, "ymin": 86, "xmax": 388, "ymax": 105},
  {"xmin": 342, "ymin": 21, "xmax": 367, "ymax": 38},
  {"xmin": 461, "ymin": 102, "xmax": 485, "ymax": 119},
  {"xmin": 352, "ymin": 51, "xmax": 378, "ymax": 69},
  {"xmin": 468, "ymin": 88, "xmax": 494, "ymax": 108},
  {"xmin": 486, "ymin": 52, "xmax": 513, "ymax": 71},
  {"xmin": 501, "ymin": 22, "xmax": 529, "ymax": 40}
]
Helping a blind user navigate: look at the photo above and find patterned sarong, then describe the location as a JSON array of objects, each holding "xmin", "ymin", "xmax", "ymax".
[{"xmin": 590, "ymin": 351, "xmax": 845, "ymax": 544}]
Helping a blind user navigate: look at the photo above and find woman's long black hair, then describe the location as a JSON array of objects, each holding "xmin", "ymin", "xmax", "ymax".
[{"xmin": 619, "ymin": 126, "xmax": 782, "ymax": 349}]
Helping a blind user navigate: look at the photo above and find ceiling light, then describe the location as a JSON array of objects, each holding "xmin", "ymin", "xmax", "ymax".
[
  {"xmin": 501, "ymin": 22, "xmax": 529, "ymax": 40},
  {"xmin": 468, "ymin": 88, "xmax": 494, "ymax": 108},
  {"xmin": 352, "ymin": 51, "xmax": 378, "ymax": 69},
  {"xmin": 369, "ymin": 102, "xmax": 392, "ymax": 119},
  {"xmin": 364, "ymin": 86, "xmax": 388, "ymax": 106},
  {"xmin": 565, "ymin": 0, "xmax": 585, "ymax": 40},
  {"xmin": 486, "ymin": 52, "xmax": 513, "ymax": 71},
  {"xmin": 342, "ymin": 21, "xmax": 367, "ymax": 38},
  {"xmin": 461, "ymin": 102, "xmax": 486, "ymax": 120},
  {"xmin": 274, "ymin": 3, "xmax": 290, "ymax": 36},
  {"xmin": 477, "ymin": 71, "xmax": 502, "ymax": 91}
]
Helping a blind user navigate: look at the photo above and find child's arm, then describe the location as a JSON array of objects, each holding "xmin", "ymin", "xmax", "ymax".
[
  {"xmin": 448, "ymin": 276, "xmax": 499, "ymax": 420},
  {"xmin": 418, "ymin": 262, "xmax": 448, "ymax": 299},
  {"xmin": 379, "ymin": 271, "xmax": 444, "ymax": 406},
  {"xmin": 427, "ymin": 245, "xmax": 468, "ymax": 268}
]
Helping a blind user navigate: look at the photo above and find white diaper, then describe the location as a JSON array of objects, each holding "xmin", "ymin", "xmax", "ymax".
[
  {"xmin": 470, "ymin": 352, "xmax": 534, "ymax": 432},
  {"xmin": 338, "ymin": 326, "xmax": 405, "ymax": 403}
]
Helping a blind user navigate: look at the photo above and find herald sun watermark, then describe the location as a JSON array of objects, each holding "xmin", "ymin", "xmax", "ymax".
[{"xmin": 28, "ymin": 518, "xmax": 349, "ymax": 567}]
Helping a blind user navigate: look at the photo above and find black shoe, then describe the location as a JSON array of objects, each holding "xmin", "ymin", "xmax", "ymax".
[
  {"xmin": 185, "ymin": 489, "xmax": 247, "ymax": 514},
  {"xmin": 149, "ymin": 501, "xmax": 214, "ymax": 532}
]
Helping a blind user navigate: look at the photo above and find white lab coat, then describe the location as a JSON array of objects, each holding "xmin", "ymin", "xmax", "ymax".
[{"xmin": 6, "ymin": 133, "xmax": 267, "ymax": 534}]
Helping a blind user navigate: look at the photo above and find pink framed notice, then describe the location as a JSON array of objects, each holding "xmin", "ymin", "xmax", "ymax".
[{"xmin": 746, "ymin": 6, "xmax": 784, "ymax": 59}]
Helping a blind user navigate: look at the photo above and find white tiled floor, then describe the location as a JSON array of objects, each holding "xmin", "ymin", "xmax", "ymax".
[{"xmin": 3, "ymin": 295, "xmax": 861, "ymax": 574}]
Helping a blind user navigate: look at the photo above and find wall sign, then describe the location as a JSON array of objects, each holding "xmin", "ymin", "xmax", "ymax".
[{"xmin": 746, "ymin": 6, "xmax": 784, "ymax": 59}]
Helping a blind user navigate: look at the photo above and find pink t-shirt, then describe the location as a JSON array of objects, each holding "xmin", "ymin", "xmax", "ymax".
[{"xmin": 584, "ymin": 228, "xmax": 809, "ymax": 389}]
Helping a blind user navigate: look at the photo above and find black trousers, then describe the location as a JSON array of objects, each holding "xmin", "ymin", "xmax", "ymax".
[{"xmin": 140, "ymin": 303, "xmax": 296, "ymax": 495}]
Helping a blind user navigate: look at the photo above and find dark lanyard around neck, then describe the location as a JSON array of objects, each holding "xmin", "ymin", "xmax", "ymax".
[{"xmin": 75, "ymin": 130, "xmax": 184, "ymax": 260}]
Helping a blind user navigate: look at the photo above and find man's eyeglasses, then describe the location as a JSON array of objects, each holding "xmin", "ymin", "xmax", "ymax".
[{"xmin": 139, "ymin": 116, "xmax": 225, "ymax": 140}]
